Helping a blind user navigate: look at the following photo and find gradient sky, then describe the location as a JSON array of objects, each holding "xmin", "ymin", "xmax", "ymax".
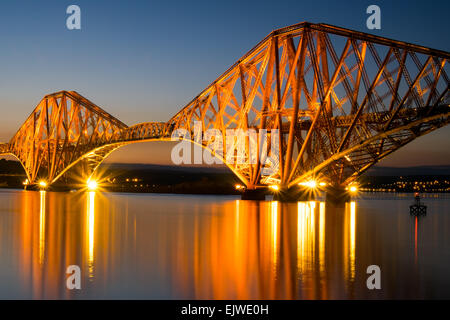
[{"xmin": 0, "ymin": 0, "xmax": 448, "ymax": 167}]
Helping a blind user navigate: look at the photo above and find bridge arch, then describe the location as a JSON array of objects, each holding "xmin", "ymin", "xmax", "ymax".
[
  {"xmin": 0, "ymin": 152, "xmax": 32, "ymax": 184},
  {"xmin": 286, "ymin": 108, "xmax": 450, "ymax": 188},
  {"xmin": 52, "ymin": 137, "xmax": 250, "ymax": 188}
]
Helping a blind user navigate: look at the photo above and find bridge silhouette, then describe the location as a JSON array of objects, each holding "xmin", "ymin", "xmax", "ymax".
[{"xmin": 0, "ymin": 22, "xmax": 449, "ymax": 199}]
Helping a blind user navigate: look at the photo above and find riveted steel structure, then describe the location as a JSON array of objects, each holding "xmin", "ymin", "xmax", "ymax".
[
  {"xmin": 1, "ymin": 22, "xmax": 449, "ymax": 190},
  {"xmin": 1, "ymin": 91, "xmax": 166, "ymax": 185}
]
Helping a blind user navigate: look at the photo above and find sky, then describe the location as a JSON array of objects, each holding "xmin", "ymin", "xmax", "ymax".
[{"xmin": 0, "ymin": 0, "xmax": 449, "ymax": 167}]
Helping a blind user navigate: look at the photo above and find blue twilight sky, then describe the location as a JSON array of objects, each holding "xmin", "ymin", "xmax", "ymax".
[{"xmin": 0, "ymin": 0, "xmax": 449, "ymax": 166}]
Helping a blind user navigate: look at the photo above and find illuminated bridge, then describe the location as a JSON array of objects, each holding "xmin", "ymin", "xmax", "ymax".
[{"xmin": 0, "ymin": 22, "xmax": 449, "ymax": 199}]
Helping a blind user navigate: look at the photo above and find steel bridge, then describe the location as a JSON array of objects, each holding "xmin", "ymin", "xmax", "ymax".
[{"xmin": 0, "ymin": 22, "xmax": 449, "ymax": 194}]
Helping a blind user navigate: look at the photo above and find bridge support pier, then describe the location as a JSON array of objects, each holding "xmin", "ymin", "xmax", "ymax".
[
  {"xmin": 241, "ymin": 189, "xmax": 266, "ymax": 200},
  {"xmin": 273, "ymin": 187, "xmax": 315, "ymax": 202},
  {"xmin": 25, "ymin": 184, "xmax": 72, "ymax": 192},
  {"xmin": 24, "ymin": 184, "xmax": 39, "ymax": 191},
  {"xmin": 325, "ymin": 186, "xmax": 351, "ymax": 204}
]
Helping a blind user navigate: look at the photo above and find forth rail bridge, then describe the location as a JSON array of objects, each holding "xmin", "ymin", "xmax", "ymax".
[{"xmin": 0, "ymin": 22, "xmax": 449, "ymax": 201}]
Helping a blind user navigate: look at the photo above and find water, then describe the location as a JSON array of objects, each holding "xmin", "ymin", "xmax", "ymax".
[{"xmin": 0, "ymin": 189, "xmax": 449, "ymax": 299}]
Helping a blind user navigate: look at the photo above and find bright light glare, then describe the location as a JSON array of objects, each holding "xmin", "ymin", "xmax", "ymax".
[
  {"xmin": 39, "ymin": 181, "xmax": 47, "ymax": 188},
  {"xmin": 269, "ymin": 185, "xmax": 280, "ymax": 191},
  {"xmin": 319, "ymin": 182, "xmax": 327, "ymax": 187},
  {"xmin": 87, "ymin": 180, "xmax": 98, "ymax": 191},
  {"xmin": 299, "ymin": 180, "xmax": 317, "ymax": 188},
  {"xmin": 235, "ymin": 184, "xmax": 243, "ymax": 190},
  {"xmin": 349, "ymin": 186, "xmax": 358, "ymax": 193}
]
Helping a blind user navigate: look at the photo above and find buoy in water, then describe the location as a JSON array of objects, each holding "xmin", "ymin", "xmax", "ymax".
[{"xmin": 410, "ymin": 192, "xmax": 427, "ymax": 215}]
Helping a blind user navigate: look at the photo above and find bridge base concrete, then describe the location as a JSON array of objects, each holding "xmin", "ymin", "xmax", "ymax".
[
  {"xmin": 325, "ymin": 186, "xmax": 351, "ymax": 204},
  {"xmin": 273, "ymin": 188, "xmax": 315, "ymax": 202},
  {"xmin": 25, "ymin": 184, "xmax": 72, "ymax": 192},
  {"xmin": 240, "ymin": 189, "xmax": 266, "ymax": 200}
]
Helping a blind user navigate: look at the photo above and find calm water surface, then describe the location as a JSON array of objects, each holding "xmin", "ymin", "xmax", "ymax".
[{"xmin": 0, "ymin": 189, "xmax": 449, "ymax": 299}]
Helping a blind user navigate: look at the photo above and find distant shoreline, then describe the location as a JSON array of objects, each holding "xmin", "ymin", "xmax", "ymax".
[{"xmin": 1, "ymin": 159, "xmax": 449, "ymax": 193}]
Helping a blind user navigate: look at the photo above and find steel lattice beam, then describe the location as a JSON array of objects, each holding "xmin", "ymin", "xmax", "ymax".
[
  {"xmin": 0, "ymin": 22, "xmax": 449, "ymax": 189},
  {"xmin": 166, "ymin": 22, "xmax": 449, "ymax": 189}
]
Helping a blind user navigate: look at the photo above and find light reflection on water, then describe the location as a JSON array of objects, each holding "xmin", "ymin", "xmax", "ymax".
[
  {"xmin": 87, "ymin": 191, "xmax": 95, "ymax": 279},
  {"xmin": 0, "ymin": 189, "xmax": 449, "ymax": 299}
]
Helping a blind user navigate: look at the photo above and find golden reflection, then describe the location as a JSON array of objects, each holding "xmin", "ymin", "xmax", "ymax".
[
  {"xmin": 297, "ymin": 201, "xmax": 316, "ymax": 276},
  {"xmin": 39, "ymin": 191, "xmax": 46, "ymax": 264},
  {"xmin": 349, "ymin": 201, "xmax": 356, "ymax": 281},
  {"xmin": 87, "ymin": 191, "xmax": 96, "ymax": 278},
  {"xmin": 167, "ymin": 199, "xmax": 362, "ymax": 299},
  {"xmin": 8, "ymin": 190, "xmax": 365, "ymax": 299},
  {"xmin": 319, "ymin": 202, "xmax": 325, "ymax": 274},
  {"xmin": 343, "ymin": 201, "xmax": 357, "ymax": 282},
  {"xmin": 9, "ymin": 190, "xmax": 140, "ymax": 298},
  {"xmin": 271, "ymin": 201, "xmax": 279, "ymax": 272},
  {"xmin": 235, "ymin": 200, "xmax": 240, "ymax": 236}
]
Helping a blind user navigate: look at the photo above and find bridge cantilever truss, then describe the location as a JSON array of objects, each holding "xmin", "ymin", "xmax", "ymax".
[
  {"xmin": 1, "ymin": 90, "xmax": 166, "ymax": 184},
  {"xmin": 0, "ymin": 22, "xmax": 449, "ymax": 190}
]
